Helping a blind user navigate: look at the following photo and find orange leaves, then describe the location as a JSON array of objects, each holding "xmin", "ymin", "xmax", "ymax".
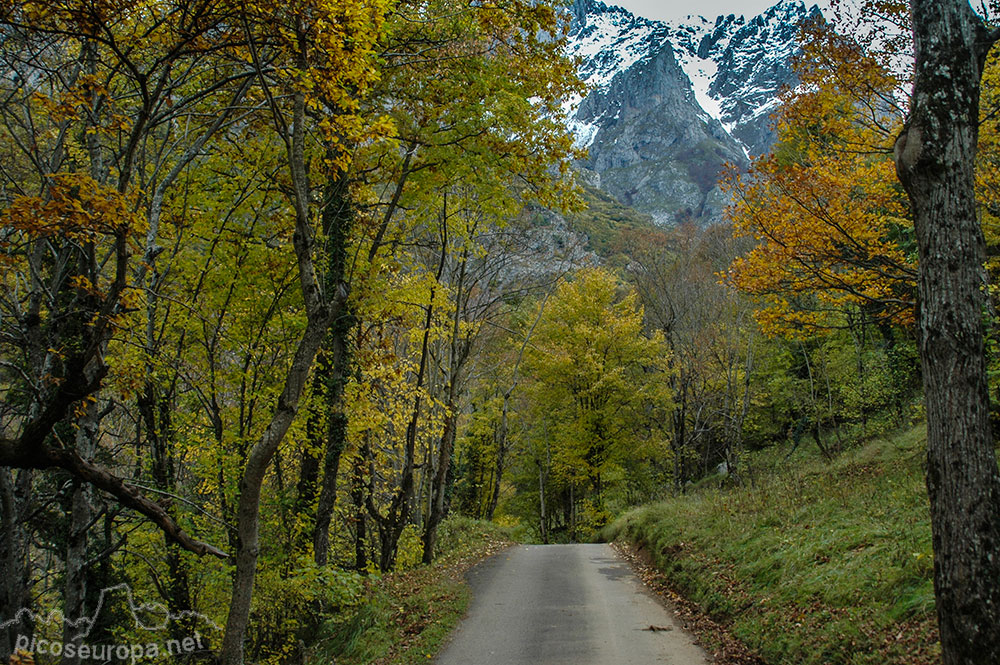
[
  {"xmin": 726, "ymin": 148, "xmax": 915, "ymax": 336},
  {"xmin": 7, "ymin": 651, "xmax": 34, "ymax": 665},
  {"xmin": 788, "ymin": 7, "xmax": 908, "ymax": 147},
  {"xmin": 2, "ymin": 173, "xmax": 143, "ymax": 242},
  {"xmin": 725, "ymin": 5, "xmax": 915, "ymax": 337}
]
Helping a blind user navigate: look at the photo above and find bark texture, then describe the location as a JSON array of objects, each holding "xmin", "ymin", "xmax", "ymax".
[
  {"xmin": 219, "ymin": 74, "xmax": 338, "ymax": 665},
  {"xmin": 894, "ymin": 3, "xmax": 1000, "ymax": 663}
]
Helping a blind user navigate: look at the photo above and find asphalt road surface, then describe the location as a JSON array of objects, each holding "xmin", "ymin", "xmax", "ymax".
[{"xmin": 435, "ymin": 543, "xmax": 711, "ymax": 665}]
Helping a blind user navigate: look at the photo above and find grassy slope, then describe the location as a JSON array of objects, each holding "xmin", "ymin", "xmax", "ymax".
[
  {"xmin": 313, "ymin": 518, "xmax": 512, "ymax": 665},
  {"xmin": 604, "ymin": 425, "xmax": 940, "ymax": 665}
]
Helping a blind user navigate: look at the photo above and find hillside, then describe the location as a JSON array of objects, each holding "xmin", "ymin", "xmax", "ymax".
[{"xmin": 604, "ymin": 426, "xmax": 939, "ymax": 665}]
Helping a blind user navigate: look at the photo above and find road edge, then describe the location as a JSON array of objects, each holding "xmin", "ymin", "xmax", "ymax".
[{"xmin": 611, "ymin": 541, "xmax": 769, "ymax": 665}]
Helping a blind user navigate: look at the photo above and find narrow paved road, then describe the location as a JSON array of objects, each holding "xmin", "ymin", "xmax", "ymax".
[{"xmin": 435, "ymin": 543, "xmax": 710, "ymax": 665}]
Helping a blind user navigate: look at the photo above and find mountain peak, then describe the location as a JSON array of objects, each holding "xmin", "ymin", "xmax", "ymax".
[{"xmin": 565, "ymin": 0, "xmax": 823, "ymax": 226}]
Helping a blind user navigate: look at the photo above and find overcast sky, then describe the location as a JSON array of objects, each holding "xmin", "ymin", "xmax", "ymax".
[{"xmin": 611, "ymin": 0, "xmax": 831, "ymax": 23}]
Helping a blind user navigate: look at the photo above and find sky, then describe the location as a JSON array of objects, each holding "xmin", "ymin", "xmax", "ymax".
[{"xmin": 611, "ymin": 0, "xmax": 832, "ymax": 23}]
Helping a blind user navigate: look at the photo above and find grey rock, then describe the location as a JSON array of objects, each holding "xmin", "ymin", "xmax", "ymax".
[{"xmin": 565, "ymin": 0, "xmax": 823, "ymax": 227}]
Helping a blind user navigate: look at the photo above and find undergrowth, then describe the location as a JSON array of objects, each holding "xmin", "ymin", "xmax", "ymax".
[{"xmin": 308, "ymin": 517, "xmax": 512, "ymax": 665}]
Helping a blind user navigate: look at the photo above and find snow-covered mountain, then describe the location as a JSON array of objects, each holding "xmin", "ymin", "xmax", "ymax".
[
  {"xmin": 565, "ymin": 0, "xmax": 822, "ymax": 226},
  {"xmin": 666, "ymin": 1, "xmax": 823, "ymax": 153}
]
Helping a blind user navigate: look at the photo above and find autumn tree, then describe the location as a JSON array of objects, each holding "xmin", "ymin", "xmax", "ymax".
[
  {"xmin": 722, "ymin": 0, "xmax": 927, "ymax": 465},
  {"xmin": 0, "ymin": 0, "xmax": 239, "ymax": 554},
  {"xmin": 329, "ymin": 0, "xmax": 582, "ymax": 570},
  {"xmin": 0, "ymin": 2, "xmax": 256, "ymax": 655},
  {"xmin": 213, "ymin": 2, "xmax": 393, "ymax": 662},
  {"xmin": 0, "ymin": 0, "xmax": 592, "ymax": 661},
  {"xmin": 625, "ymin": 224, "xmax": 762, "ymax": 485},
  {"xmin": 726, "ymin": 6, "xmax": 917, "ymax": 335},
  {"xmin": 516, "ymin": 268, "xmax": 672, "ymax": 540},
  {"xmin": 0, "ymin": 0, "xmax": 390, "ymax": 661}
]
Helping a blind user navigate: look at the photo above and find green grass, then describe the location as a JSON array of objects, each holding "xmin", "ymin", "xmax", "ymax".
[
  {"xmin": 311, "ymin": 517, "xmax": 512, "ymax": 665},
  {"xmin": 603, "ymin": 425, "xmax": 940, "ymax": 665}
]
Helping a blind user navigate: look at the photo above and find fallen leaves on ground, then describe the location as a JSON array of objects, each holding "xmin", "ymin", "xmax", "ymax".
[{"xmin": 613, "ymin": 541, "xmax": 767, "ymax": 665}]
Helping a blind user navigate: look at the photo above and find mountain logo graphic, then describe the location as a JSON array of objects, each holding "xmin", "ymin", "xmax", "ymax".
[{"xmin": 1, "ymin": 583, "xmax": 219, "ymax": 646}]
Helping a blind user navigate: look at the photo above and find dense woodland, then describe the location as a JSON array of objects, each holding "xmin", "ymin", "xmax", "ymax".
[{"xmin": 0, "ymin": 1, "xmax": 998, "ymax": 664}]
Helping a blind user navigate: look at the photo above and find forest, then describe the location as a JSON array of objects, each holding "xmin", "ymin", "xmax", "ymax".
[{"xmin": 0, "ymin": 1, "xmax": 998, "ymax": 665}]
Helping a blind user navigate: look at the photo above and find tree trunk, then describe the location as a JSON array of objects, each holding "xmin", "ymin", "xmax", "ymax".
[
  {"xmin": 485, "ymin": 397, "xmax": 509, "ymax": 520},
  {"xmin": 370, "ymin": 208, "xmax": 448, "ymax": 572},
  {"xmin": 311, "ymin": 321, "xmax": 351, "ymax": 567},
  {"xmin": 0, "ymin": 469, "xmax": 32, "ymax": 657},
  {"xmin": 538, "ymin": 462, "xmax": 547, "ymax": 544},
  {"xmin": 423, "ymin": 246, "xmax": 470, "ymax": 564},
  {"xmin": 219, "ymin": 74, "xmax": 336, "ymax": 665},
  {"xmin": 62, "ymin": 403, "xmax": 99, "ymax": 665},
  {"xmin": 894, "ymin": 3, "xmax": 1000, "ymax": 663},
  {"xmin": 422, "ymin": 410, "xmax": 457, "ymax": 564},
  {"xmin": 219, "ymin": 315, "xmax": 330, "ymax": 665},
  {"xmin": 311, "ymin": 173, "xmax": 356, "ymax": 567},
  {"xmin": 351, "ymin": 450, "xmax": 368, "ymax": 572},
  {"xmin": 671, "ymin": 371, "xmax": 688, "ymax": 493}
]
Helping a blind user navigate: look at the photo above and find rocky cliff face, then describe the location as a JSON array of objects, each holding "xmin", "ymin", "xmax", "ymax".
[
  {"xmin": 669, "ymin": 0, "xmax": 823, "ymax": 155},
  {"xmin": 566, "ymin": 0, "xmax": 822, "ymax": 226}
]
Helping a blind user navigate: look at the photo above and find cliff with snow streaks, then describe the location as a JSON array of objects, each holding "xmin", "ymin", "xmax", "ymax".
[{"xmin": 565, "ymin": 0, "xmax": 822, "ymax": 226}]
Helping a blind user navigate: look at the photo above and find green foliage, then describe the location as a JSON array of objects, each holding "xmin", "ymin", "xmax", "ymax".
[
  {"xmin": 561, "ymin": 182, "xmax": 658, "ymax": 261},
  {"xmin": 310, "ymin": 517, "xmax": 511, "ymax": 665},
  {"xmin": 249, "ymin": 559, "xmax": 366, "ymax": 665},
  {"xmin": 741, "ymin": 320, "xmax": 921, "ymax": 453},
  {"xmin": 451, "ymin": 399, "xmax": 503, "ymax": 518},
  {"xmin": 525, "ymin": 268, "xmax": 672, "ymax": 480},
  {"xmin": 501, "ymin": 267, "xmax": 673, "ymax": 540},
  {"xmin": 0, "ymin": 0, "xmax": 588, "ymax": 661}
]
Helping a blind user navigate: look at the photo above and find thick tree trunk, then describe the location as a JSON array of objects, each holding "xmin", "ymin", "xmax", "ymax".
[
  {"xmin": 309, "ymin": 174, "xmax": 356, "ymax": 567},
  {"xmin": 311, "ymin": 425, "xmax": 345, "ymax": 566},
  {"xmin": 61, "ymin": 480, "xmax": 91, "ymax": 665},
  {"xmin": 312, "ymin": 320, "xmax": 352, "ymax": 566},
  {"xmin": 894, "ymin": 3, "xmax": 1000, "ymax": 663}
]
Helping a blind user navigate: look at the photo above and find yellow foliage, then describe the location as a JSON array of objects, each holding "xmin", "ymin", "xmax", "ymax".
[
  {"xmin": 524, "ymin": 268, "xmax": 673, "ymax": 486},
  {"xmin": 724, "ymin": 8, "xmax": 916, "ymax": 336},
  {"xmin": 2, "ymin": 173, "xmax": 144, "ymax": 241},
  {"xmin": 8, "ymin": 651, "xmax": 34, "ymax": 665}
]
